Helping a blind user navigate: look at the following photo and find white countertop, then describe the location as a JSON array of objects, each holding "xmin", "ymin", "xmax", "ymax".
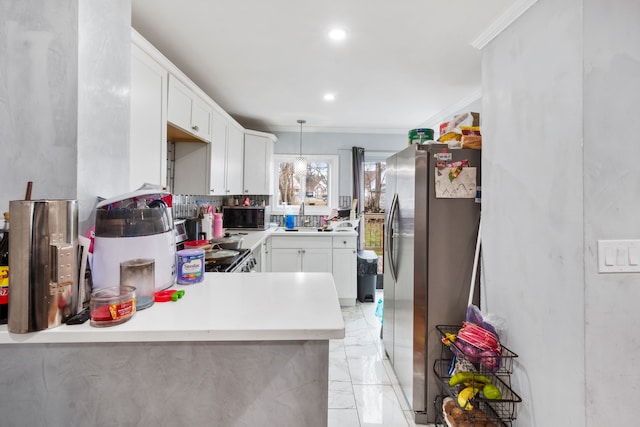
[
  {"xmin": 234, "ymin": 227, "xmax": 275, "ymax": 251},
  {"xmin": 270, "ymin": 227, "xmax": 358, "ymax": 237},
  {"xmin": 231, "ymin": 227, "xmax": 357, "ymax": 251},
  {"xmin": 0, "ymin": 272, "xmax": 345, "ymax": 344}
]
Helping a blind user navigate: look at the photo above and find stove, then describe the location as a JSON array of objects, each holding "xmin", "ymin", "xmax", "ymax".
[{"xmin": 204, "ymin": 248, "xmax": 256, "ymax": 272}]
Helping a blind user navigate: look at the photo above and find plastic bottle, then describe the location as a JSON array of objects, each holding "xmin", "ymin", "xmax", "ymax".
[
  {"xmin": 0, "ymin": 213, "xmax": 9, "ymax": 324},
  {"xmin": 284, "ymin": 205, "xmax": 295, "ymax": 229},
  {"xmin": 213, "ymin": 213, "xmax": 223, "ymax": 238}
]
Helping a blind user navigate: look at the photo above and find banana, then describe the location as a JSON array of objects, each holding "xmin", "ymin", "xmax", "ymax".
[
  {"xmin": 457, "ymin": 386, "xmax": 480, "ymax": 410},
  {"xmin": 449, "ymin": 371, "xmax": 492, "ymax": 387}
]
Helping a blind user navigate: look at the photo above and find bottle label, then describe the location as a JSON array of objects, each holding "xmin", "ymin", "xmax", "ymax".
[{"xmin": 0, "ymin": 266, "xmax": 8, "ymax": 304}]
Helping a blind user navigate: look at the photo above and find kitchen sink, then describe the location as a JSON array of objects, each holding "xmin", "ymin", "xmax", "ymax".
[{"xmin": 275, "ymin": 227, "xmax": 326, "ymax": 233}]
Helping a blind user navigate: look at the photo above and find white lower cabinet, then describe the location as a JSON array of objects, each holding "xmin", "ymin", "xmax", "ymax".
[
  {"xmin": 333, "ymin": 248, "xmax": 357, "ymax": 307},
  {"xmin": 270, "ymin": 237, "xmax": 332, "ymax": 273},
  {"xmin": 269, "ymin": 235, "xmax": 356, "ymax": 306},
  {"xmin": 270, "ymin": 248, "xmax": 300, "ymax": 272}
]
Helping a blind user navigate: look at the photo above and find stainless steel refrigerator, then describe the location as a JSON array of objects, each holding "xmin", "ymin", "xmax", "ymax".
[{"xmin": 383, "ymin": 143, "xmax": 481, "ymax": 424}]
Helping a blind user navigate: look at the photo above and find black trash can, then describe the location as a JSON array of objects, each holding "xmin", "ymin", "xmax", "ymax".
[{"xmin": 357, "ymin": 250, "xmax": 378, "ymax": 303}]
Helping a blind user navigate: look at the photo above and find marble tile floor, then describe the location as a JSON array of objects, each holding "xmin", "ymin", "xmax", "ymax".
[{"xmin": 328, "ymin": 291, "xmax": 439, "ymax": 427}]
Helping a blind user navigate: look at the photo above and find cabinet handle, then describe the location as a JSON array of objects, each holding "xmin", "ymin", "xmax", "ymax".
[
  {"xmin": 343, "ymin": 240, "xmax": 346, "ymax": 245},
  {"xmin": 192, "ymin": 125, "xmax": 199, "ymax": 132}
]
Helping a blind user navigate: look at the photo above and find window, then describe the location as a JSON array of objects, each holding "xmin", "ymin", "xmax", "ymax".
[
  {"xmin": 363, "ymin": 161, "xmax": 386, "ymax": 213},
  {"xmin": 274, "ymin": 154, "xmax": 338, "ymax": 215}
]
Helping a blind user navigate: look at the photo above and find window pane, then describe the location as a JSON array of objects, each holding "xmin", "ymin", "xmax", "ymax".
[
  {"xmin": 278, "ymin": 162, "xmax": 301, "ymax": 205},
  {"xmin": 364, "ymin": 161, "xmax": 385, "ymax": 213},
  {"xmin": 305, "ymin": 162, "xmax": 328, "ymax": 206}
]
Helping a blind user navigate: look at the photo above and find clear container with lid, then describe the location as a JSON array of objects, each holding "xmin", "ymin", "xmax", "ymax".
[{"xmin": 90, "ymin": 286, "xmax": 136, "ymax": 327}]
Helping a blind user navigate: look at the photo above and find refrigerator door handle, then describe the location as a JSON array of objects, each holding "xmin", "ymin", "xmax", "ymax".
[{"xmin": 386, "ymin": 193, "xmax": 399, "ymax": 282}]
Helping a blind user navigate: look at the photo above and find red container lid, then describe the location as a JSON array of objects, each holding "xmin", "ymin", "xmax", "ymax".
[{"xmin": 184, "ymin": 239, "xmax": 210, "ymax": 248}]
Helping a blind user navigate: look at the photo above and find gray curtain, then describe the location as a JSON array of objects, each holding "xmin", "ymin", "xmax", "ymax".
[{"xmin": 352, "ymin": 147, "xmax": 365, "ymax": 250}]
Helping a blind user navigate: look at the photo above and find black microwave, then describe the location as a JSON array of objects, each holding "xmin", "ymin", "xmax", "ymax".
[{"xmin": 222, "ymin": 206, "xmax": 270, "ymax": 230}]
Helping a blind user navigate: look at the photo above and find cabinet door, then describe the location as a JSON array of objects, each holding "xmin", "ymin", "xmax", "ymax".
[
  {"xmin": 270, "ymin": 248, "xmax": 301, "ymax": 272},
  {"xmin": 261, "ymin": 239, "xmax": 270, "ymax": 272},
  {"xmin": 333, "ymin": 248, "xmax": 357, "ymax": 306},
  {"xmin": 167, "ymin": 75, "xmax": 213, "ymax": 143},
  {"xmin": 191, "ymin": 95, "xmax": 213, "ymax": 142},
  {"xmin": 129, "ymin": 44, "xmax": 167, "ymax": 190},
  {"xmin": 208, "ymin": 112, "xmax": 228, "ymax": 195},
  {"xmin": 243, "ymin": 134, "xmax": 267, "ymax": 195},
  {"xmin": 226, "ymin": 126, "xmax": 244, "ymax": 195},
  {"xmin": 265, "ymin": 137, "xmax": 274, "ymax": 195},
  {"xmin": 301, "ymin": 248, "xmax": 333, "ymax": 273},
  {"xmin": 167, "ymin": 75, "xmax": 193, "ymax": 133}
]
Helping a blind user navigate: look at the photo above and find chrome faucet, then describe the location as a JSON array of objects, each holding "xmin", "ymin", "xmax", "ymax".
[{"xmin": 299, "ymin": 201, "xmax": 305, "ymax": 215}]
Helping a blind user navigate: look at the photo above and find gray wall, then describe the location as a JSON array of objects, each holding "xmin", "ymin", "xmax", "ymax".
[
  {"xmin": 273, "ymin": 131, "xmax": 407, "ymax": 199},
  {"xmin": 482, "ymin": 0, "xmax": 639, "ymax": 425},
  {"xmin": 0, "ymin": 0, "xmax": 131, "ymax": 233}
]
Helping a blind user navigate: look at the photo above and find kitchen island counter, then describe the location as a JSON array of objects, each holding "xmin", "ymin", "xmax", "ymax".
[
  {"xmin": 0, "ymin": 273, "xmax": 343, "ymax": 427},
  {"xmin": 0, "ymin": 272, "xmax": 344, "ymax": 343}
]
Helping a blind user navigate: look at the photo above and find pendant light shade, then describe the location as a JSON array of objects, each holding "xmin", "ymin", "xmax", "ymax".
[{"xmin": 294, "ymin": 119, "xmax": 307, "ymax": 176}]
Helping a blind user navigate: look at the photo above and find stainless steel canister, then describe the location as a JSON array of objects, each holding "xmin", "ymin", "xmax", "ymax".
[{"xmin": 8, "ymin": 200, "xmax": 78, "ymax": 333}]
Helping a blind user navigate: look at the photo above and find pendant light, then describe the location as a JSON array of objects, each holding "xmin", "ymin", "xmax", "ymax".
[{"xmin": 294, "ymin": 119, "xmax": 307, "ymax": 176}]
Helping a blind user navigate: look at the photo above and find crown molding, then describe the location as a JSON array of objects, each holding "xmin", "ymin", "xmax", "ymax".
[
  {"xmin": 268, "ymin": 125, "xmax": 408, "ymax": 135},
  {"xmin": 471, "ymin": 0, "xmax": 539, "ymax": 50}
]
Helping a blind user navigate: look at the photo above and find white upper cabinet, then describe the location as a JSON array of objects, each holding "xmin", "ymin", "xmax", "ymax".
[
  {"xmin": 207, "ymin": 113, "xmax": 244, "ymax": 196},
  {"xmin": 208, "ymin": 111, "xmax": 228, "ymax": 195},
  {"xmin": 129, "ymin": 42, "xmax": 168, "ymax": 190},
  {"xmin": 130, "ymin": 29, "xmax": 255, "ymax": 196},
  {"xmin": 167, "ymin": 74, "xmax": 213, "ymax": 142},
  {"xmin": 243, "ymin": 130, "xmax": 276, "ymax": 195},
  {"xmin": 226, "ymin": 126, "xmax": 245, "ymax": 195}
]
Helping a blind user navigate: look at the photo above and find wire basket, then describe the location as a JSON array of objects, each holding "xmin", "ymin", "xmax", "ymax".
[
  {"xmin": 436, "ymin": 324, "xmax": 518, "ymax": 374},
  {"xmin": 434, "ymin": 359, "xmax": 522, "ymax": 423}
]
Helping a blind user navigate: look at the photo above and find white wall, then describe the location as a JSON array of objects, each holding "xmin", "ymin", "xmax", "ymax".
[
  {"xmin": 482, "ymin": 0, "xmax": 640, "ymax": 425},
  {"xmin": 582, "ymin": 0, "xmax": 640, "ymax": 425},
  {"xmin": 0, "ymin": 0, "xmax": 131, "ymax": 233},
  {"xmin": 273, "ymin": 131, "xmax": 407, "ymax": 198},
  {"xmin": 1, "ymin": 1, "xmax": 80, "ymax": 211},
  {"xmin": 482, "ymin": 0, "xmax": 584, "ymax": 426},
  {"xmin": 77, "ymin": 0, "xmax": 131, "ymax": 232}
]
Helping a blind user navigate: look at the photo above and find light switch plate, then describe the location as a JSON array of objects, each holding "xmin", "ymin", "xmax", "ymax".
[{"xmin": 597, "ymin": 240, "xmax": 640, "ymax": 273}]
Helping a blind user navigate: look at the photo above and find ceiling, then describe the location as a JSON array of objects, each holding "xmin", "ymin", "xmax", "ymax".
[{"xmin": 131, "ymin": 0, "xmax": 514, "ymax": 134}]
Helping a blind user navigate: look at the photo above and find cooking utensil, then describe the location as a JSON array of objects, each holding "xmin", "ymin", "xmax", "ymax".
[
  {"xmin": 210, "ymin": 234, "xmax": 244, "ymax": 250},
  {"xmin": 205, "ymin": 249, "xmax": 239, "ymax": 263},
  {"xmin": 25, "ymin": 181, "xmax": 32, "ymax": 200}
]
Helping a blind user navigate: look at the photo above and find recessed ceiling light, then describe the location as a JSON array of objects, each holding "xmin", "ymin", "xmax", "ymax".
[
  {"xmin": 324, "ymin": 93, "xmax": 336, "ymax": 101},
  {"xmin": 328, "ymin": 28, "xmax": 346, "ymax": 41}
]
